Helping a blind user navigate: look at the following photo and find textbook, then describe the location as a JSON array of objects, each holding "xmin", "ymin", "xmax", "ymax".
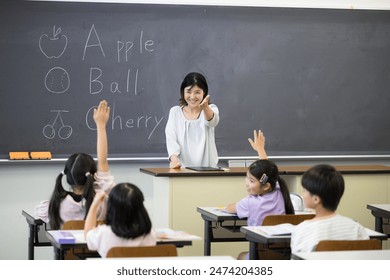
[
  {"xmin": 255, "ymin": 223, "xmax": 296, "ymax": 236},
  {"xmin": 49, "ymin": 231, "xmax": 76, "ymax": 244}
]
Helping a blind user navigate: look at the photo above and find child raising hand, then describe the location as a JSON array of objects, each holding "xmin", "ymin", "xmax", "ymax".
[
  {"xmin": 35, "ymin": 100, "xmax": 115, "ymax": 230},
  {"xmin": 84, "ymin": 183, "xmax": 157, "ymax": 258}
]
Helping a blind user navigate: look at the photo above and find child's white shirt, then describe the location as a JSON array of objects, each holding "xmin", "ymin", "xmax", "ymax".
[
  {"xmin": 290, "ymin": 214, "xmax": 369, "ymax": 253},
  {"xmin": 86, "ymin": 224, "xmax": 157, "ymax": 258}
]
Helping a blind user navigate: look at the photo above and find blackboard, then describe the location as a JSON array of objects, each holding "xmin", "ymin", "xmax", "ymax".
[{"xmin": 1, "ymin": 1, "xmax": 390, "ymax": 160}]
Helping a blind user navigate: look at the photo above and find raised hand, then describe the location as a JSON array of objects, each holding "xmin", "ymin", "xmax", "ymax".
[
  {"xmin": 93, "ymin": 100, "xmax": 110, "ymax": 128},
  {"xmin": 248, "ymin": 130, "xmax": 268, "ymax": 159}
]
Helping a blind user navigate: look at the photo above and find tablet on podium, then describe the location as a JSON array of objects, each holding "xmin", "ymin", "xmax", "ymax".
[{"xmin": 186, "ymin": 167, "xmax": 223, "ymax": 172}]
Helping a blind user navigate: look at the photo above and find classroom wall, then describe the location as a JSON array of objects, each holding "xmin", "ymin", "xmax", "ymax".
[{"xmin": 3, "ymin": 0, "xmax": 390, "ymax": 259}]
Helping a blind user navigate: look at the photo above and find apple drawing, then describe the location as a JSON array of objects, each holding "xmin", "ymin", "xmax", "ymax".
[{"xmin": 39, "ymin": 25, "xmax": 68, "ymax": 59}]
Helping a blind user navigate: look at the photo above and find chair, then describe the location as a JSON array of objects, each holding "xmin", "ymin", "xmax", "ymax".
[
  {"xmin": 262, "ymin": 214, "xmax": 315, "ymax": 226},
  {"xmin": 106, "ymin": 244, "xmax": 178, "ymax": 258},
  {"xmin": 290, "ymin": 193, "xmax": 304, "ymax": 212},
  {"xmin": 61, "ymin": 220, "xmax": 104, "ymax": 259},
  {"xmin": 62, "ymin": 219, "xmax": 104, "ymax": 230},
  {"xmin": 315, "ymin": 239, "xmax": 382, "ymax": 251},
  {"xmin": 62, "ymin": 220, "xmax": 86, "ymax": 230},
  {"xmin": 258, "ymin": 214, "xmax": 315, "ymax": 260}
]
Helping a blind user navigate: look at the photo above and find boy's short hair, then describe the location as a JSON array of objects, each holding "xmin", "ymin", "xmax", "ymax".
[{"xmin": 301, "ymin": 164, "xmax": 344, "ymax": 211}]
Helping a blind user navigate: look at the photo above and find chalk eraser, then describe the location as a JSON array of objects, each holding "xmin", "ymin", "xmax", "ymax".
[
  {"xmin": 30, "ymin": 151, "xmax": 52, "ymax": 160},
  {"xmin": 9, "ymin": 152, "xmax": 30, "ymax": 160}
]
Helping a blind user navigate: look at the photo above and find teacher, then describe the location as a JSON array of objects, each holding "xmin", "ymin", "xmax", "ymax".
[{"xmin": 165, "ymin": 72, "xmax": 220, "ymax": 169}]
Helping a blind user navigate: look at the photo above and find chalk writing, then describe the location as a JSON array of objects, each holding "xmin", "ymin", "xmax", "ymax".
[
  {"xmin": 85, "ymin": 103, "xmax": 164, "ymax": 140},
  {"xmin": 117, "ymin": 30, "xmax": 154, "ymax": 62},
  {"xmin": 42, "ymin": 110, "xmax": 73, "ymax": 139},
  {"xmin": 89, "ymin": 67, "xmax": 140, "ymax": 95},
  {"xmin": 82, "ymin": 24, "xmax": 155, "ymax": 62},
  {"xmin": 82, "ymin": 24, "xmax": 106, "ymax": 61},
  {"xmin": 38, "ymin": 22, "xmax": 160, "ymax": 145}
]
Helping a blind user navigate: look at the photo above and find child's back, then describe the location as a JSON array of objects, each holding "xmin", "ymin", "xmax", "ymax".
[
  {"xmin": 84, "ymin": 183, "xmax": 157, "ymax": 258},
  {"xmin": 291, "ymin": 214, "xmax": 368, "ymax": 253},
  {"xmin": 35, "ymin": 100, "xmax": 114, "ymax": 229},
  {"xmin": 290, "ymin": 164, "xmax": 369, "ymax": 253}
]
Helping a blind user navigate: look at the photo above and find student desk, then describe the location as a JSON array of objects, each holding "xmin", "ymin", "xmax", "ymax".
[
  {"xmin": 367, "ymin": 204, "xmax": 390, "ymax": 235},
  {"xmin": 46, "ymin": 229, "xmax": 197, "ymax": 260},
  {"xmin": 22, "ymin": 210, "xmax": 51, "ymax": 260},
  {"xmin": 292, "ymin": 249, "xmax": 390, "ymax": 260},
  {"xmin": 241, "ymin": 226, "xmax": 388, "ymax": 260},
  {"xmin": 196, "ymin": 207, "xmax": 247, "ymax": 256},
  {"xmin": 140, "ymin": 165, "xmax": 390, "ymax": 256},
  {"xmin": 197, "ymin": 207, "xmax": 314, "ymax": 257}
]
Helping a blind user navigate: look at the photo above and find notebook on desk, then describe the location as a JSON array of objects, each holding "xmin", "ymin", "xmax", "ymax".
[
  {"xmin": 156, "ymin": 228, "xmax": 202, "ymax": 240},
  {"xmin": 253, "ymin": 223, "xmax": 296, "ymax": 236},
  {"xmin": 186, "ymin": 167, "xmax": 223, "ymax": 171}
]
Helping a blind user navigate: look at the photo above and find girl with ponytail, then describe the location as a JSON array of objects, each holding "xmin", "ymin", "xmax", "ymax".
[
  {"xmin": 225, "ymin": 130, "xmax": 294, "ymax": 224},
  {"xmin": 225, "ymin": 130, "xmax": 294, "ymax": 259},
  {"xmin": 36, "ymin": 100, "xmax": 115, "ymax": 229}
]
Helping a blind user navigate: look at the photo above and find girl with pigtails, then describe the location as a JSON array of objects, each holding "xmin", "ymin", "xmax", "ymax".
[{"xmin": 36, "ymin": 100, "xmax": 115, "ymax": 229}]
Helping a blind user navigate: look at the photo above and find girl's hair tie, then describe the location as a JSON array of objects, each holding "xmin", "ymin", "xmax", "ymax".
[
  {"xmin": 85, "ymin": 172, "xmax": 91, "ymax": 177},
  {"xmin": 61, "ymin": 170, "xmax": 65, "ymax": 175}
]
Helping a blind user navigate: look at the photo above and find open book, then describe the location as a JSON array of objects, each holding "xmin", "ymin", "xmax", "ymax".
[
  {"xmin": 255, "ymin": 223, "xmax": 296, "ymax": 236},
  {"xmin": 156, "ymin": 228, "xmax": 201, "ymax": 240}
]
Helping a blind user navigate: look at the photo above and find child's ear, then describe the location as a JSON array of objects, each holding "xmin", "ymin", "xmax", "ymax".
[
  {"xmin": 263, "ymin": 182, "xmax": 272, "ymax": 191},
  {"xmin": 313, "ymin": 195, "xmax": 321, "ymax": 205}
]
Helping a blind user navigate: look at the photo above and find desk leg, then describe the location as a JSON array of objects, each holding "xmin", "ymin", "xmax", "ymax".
[
  {"xmin": 53, "ymin": 247, "xmax": 64, "ymax": 260},
  {"xmin": 374, "ymin": 216, "xmax": 383, "ymax": 233},
  {"xmin": 249, "ymin": 242, "xmax": 258, "ymax": 260},
  {"xmin": 27, "ymin": 224, "xmax": 36, "ymax": 260},
  {"xmin": 204, "ymin": 220, "xmax": 212, "ymax": 256}
]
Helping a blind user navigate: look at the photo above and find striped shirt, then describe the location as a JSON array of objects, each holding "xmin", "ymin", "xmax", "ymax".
[{"xmin": 290, "ymin": 214, "xmax": 369, "ymax": 254}]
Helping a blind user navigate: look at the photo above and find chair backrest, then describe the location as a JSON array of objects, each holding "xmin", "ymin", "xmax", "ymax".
[
  {"xmin": 262, "ymin": 214, "xmax": 315, "ymax": 226},
  {"xmin": 290, "ymin": 193, "xmax": 304, "ymax": 211},
  {"xmin": 106, "ymin": 244, "xmax": 178, "ymax": 258},
  {"xmin": 62, "ymin": 220, "xmax": 104, "ymax": 230},
  {"xmin": 257, "ymin": 214, "xmax": 315, "ymax": 260},
  {"xmin": 315, "ymin": 239, "xmax": 382, "ymax": 251}
]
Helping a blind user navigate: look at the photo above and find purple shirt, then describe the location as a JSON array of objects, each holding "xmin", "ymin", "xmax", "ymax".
[{"xmin": 236, "ymin": 186, "xmax": 286, "ymax": 226}]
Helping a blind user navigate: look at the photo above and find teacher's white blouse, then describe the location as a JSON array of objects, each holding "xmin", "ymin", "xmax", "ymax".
[{"xmin": 165, "ymin": 104, "xmax": 219, "ymax": 167}]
